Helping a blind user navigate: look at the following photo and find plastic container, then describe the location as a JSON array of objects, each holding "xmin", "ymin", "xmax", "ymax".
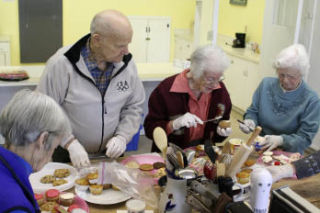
[{"xmin": 126, "ymin": 125, "xmax": 142, "ymax": 151}]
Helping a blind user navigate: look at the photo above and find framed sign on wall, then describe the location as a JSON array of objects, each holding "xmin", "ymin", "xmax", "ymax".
[{"xmin": 230, "ymin": 0, "xmax": 247, "ymax": 6}]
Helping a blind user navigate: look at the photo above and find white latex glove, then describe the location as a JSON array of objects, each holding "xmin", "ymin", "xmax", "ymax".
[
  {"xmin": 217, "ymin": 126, "xmax": 232, "ymax": 137},
  {"xmin": 106, "ymin": 135, "xmax": 127, "ymax": 158},
  {"xmin": 266, "ymin": 164, "xmax": 295, "ymax": 183},
  {"xmin": 239, "ymin": 119, "xmax": 256, "ymax": 134},
  {"xmin": 67, "ymin": 139, "xmax": 90, "ymax": 168},
  {"xmin": 259, "ymin": 135, "xmax": 283, "ymax": 152},
  {"xmin": 172, "ymin": 112, "xmax": 203, "ymax": 130}
]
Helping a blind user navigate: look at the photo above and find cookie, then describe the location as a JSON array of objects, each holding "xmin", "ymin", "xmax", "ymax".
[
  {"xmin": 52, "ymin": 179, "xmax": 68, "ymax": 186},
  {"xmin": 40, "ymin": 201, "xmax": 58, "ymax": 211},
  {"xmin": 152, "ymin": 167, "xmax": 166, "ymax": 178},
  {"xmin": 139, "ymin": 164, "xmax": 154, "ymax": 171},
  {"xmin": 153, "ymin": 162, "xmax": 165, "ymax": 169},
  {"xmin": 54, "ymin": 168, "xmax": 70, "ymax": 178},
  {"xmin": 40, "ymin": 175, "xmax": 56, "ymax": 184},
  {"xmin": 125, "ymin": 160, "xmax": 140, "ymax": 169},
  {"xmin": 112, "ymin": 184, "xmax": 120, "ymax": 191}
]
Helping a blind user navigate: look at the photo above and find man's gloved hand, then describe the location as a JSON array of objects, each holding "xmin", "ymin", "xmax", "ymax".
[
  {"xmin": 106, "ymin": 135, "xmax": 127, "ymax": 158},
  {"xmin": 172, "ymin": 112, "xmax": 203, "ymax": 130},
  {"xmin": 67, "ymin": 139, "xmax": 90, "ymax": 168},
  {"xmin": 259, "ymin": 135, "xmax": 283, "ymax": 152},
  {"xmin": 217, "ymin": 126, "xmax": 232, "ymax": 137},
  {"xmin": 239, "ymin": 119, "xmax": 255, "ymax": 134},
  {"xmin": 266, "ymin": 164, "xmax": 295, "ymax": 183}
]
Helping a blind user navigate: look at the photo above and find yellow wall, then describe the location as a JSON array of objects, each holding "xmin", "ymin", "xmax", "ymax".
[
  {"xmin": 218, "ymin": 0, "xmax": 265, "ymax": 44},
  {"xmin": 0, "ymin": 0, "xmax": 195, "ymax": 65},
  {"xmin": 0, "ymin": 0, "xmax": 265, "ymax": 66},
  {"xmin": 0, "ymin": 1, "xmax": 20, "ymax": 65}
]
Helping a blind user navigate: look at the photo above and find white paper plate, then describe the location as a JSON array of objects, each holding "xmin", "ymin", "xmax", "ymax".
[
  {"xmin": 29, "ymin": 162, "xmax": 78, "ymax": 193},
  {"xmin": 75, "ymin": 187, "xmax": 131, "ymax": 205}
]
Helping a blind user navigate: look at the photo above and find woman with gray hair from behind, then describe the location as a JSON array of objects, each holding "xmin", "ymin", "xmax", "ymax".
[
  {"xmin": 144, "ymin": 45, "xmax": 232, "ymax": 151},
  {"xmin": 0, "ymin": 89, "xmax": 71, "ymax": 212},
  {"xmin": 239, "ymin": 44, "xmax": 320, "ymax": 154}
]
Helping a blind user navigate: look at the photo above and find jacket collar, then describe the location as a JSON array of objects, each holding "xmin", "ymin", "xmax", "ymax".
[{"xmin": 64, "ymin": 33, "xmax": 132, "ymax": 80}]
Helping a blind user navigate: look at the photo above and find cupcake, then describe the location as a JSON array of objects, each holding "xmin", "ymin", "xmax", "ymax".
[
  {"xmin": 89, "ymin": 184, "xmax": 103, "ymax": 195},
  {"xmin": 87, "ymin": 172, "xmax": 98, "ymax": 184},
  {"xmin": 59, "ymin": 192, "xmax": 75, "ymax": 206},
  {"xmin": 244, "ymin": 158, "xmax": 256, "ymax": 167},
  {"xmin": 34, "ymin": 193, "xmax": 45, "ymax": 206},
  {"xmin": 236, "ymin": 171, "xmax": 250, "ymax": 184},
  {"xmin": 45, "ymin": 189, "xmax": 60, "ymax": 202},
  {"xmin": 75, "ymin": 178, "xmax": 89, "ymax": 191}
]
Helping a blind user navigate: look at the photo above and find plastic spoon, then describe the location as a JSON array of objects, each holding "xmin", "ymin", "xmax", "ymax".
[{"xmin": 153, "ymin": 127, "xmax": 168, "ymax": 159}]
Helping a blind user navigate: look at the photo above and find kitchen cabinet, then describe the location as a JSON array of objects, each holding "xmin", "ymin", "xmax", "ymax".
[
  {"xmin": 224, "ymin": 55, "xmax": 260, "ymax": 112},
  {"xmin": 129, "ymin": 16, "xmax": 171, "ymax": 63}
]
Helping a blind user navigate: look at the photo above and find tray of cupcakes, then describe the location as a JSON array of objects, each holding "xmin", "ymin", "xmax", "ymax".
[
  {"xmin": 35, "ymin": 188, "xmax": 89, "ymax": 212},
  {"xmin": 74, "ymin": 167, "xmax": 131, "ymax": 205}
]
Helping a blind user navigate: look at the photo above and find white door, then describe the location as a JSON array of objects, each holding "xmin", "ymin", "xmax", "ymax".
[
  {"xmin": 129, "ymin": 18, "xmax": 148, "ymax": 63},
  {"xmin": 147, "ymin": 18, "xmax": 171, "ymax": 62},
  {"xmin": 305, "ymin": 0, "xmax": 320, "ymax": 150},
  {"xmin": 260, "ymin": 0, "xmax": 300, "ymax": 78}
]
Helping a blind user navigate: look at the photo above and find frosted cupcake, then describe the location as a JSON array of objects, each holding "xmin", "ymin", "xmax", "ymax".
[
  {"xmin": 75, "ymin": 177, "xmax": 89, "ymax": 191},
  {"xmin": 89, "ymin": 184, "xmax": 103, "ymax": 195}
]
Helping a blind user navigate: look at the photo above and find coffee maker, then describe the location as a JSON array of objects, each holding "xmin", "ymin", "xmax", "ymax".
[{"xmin": 232, "ymin": 33, "xmax": 246, "ymax": 48}]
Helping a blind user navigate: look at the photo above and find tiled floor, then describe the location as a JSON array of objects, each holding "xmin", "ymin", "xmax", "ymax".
[{"xmin": 125, "ymin": 109, "xmax": 249, "ymax": 156}]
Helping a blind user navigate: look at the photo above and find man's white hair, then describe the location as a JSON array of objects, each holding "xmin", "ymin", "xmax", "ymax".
[
  {"xmin": 190, "ymin": 45, "xmax": 230, "ymax": 79},
  {"xmin": 90, "ymin": 10, "xmax": 129, "ymax": 36},
  {"xmin": 273, "ymin": 44, "xmax": 310, "ymax": 76}
]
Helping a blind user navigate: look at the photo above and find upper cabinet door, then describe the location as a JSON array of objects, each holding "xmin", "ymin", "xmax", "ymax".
[
  {"xmin": 129, "ymin": 18, "xmax": 148, "ymax": 63},
  {"xmin": 147, "ymin": 18, "xmax": 171, "ymax": 63},
  {"xmin": 129, "ymin": 16, "xmax": 171, "ymax": 63}
]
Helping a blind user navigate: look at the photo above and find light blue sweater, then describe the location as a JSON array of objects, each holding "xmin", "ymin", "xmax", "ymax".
[{"xmin": 245, "ymin": 77, "xmax": 320, "ymax": 154}]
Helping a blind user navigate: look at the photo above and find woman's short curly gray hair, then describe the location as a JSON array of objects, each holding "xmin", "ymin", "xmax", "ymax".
[
  {"xmin": 190, "ymin": 45, "xmax": 230, "ymax": 79},
  {"xmin": 0, "ymin": 89, "xmax": 71, "ymax": 150},
  {"xmin": 273, "ymin": 44, "xmax": 310, "ymax": 76}
]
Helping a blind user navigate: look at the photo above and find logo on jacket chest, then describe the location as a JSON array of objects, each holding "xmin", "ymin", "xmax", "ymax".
[{"xmin": 116, "ymin": 80, "xmax": 129, "ymax": 92}]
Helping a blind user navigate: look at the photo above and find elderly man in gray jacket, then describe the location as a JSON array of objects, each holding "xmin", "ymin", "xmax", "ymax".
[{"xmin": 37, "ymin": 10, "xmax": 145, "ymax": 168}]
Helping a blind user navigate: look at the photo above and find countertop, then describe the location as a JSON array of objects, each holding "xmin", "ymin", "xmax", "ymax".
[
  {"xmin": 220, "ymin": 44, "xmax": 260, "ymax": 64},
  {"xmin": 217, "ymin": 34, "xmax": 260, "ymax": 64},
  {"xmin": 0, "ymin": 63, "xmax": 181, "ymax": 87}
]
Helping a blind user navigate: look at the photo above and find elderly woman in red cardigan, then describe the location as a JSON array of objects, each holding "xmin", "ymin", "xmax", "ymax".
[{"xmin": 144, "ymin": 45, "xmax": 232, "ymax": 151}]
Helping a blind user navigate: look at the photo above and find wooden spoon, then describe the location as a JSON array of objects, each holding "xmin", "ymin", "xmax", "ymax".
[{"xmin": 153, "ymin": 127, "xmax": 168, "ymax": 159}]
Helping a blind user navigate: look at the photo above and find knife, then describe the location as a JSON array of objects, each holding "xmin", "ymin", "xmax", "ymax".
[
  {"xmin": 237, "ymin": 119, "xmax": 254, "ymax": 132},
  {"xmin": 203, "ymin": 116, "xmax": 222, "ymax": 123}
]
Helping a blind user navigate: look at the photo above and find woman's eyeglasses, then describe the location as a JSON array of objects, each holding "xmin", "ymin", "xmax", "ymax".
[{"xmin": 203, "ymin": 75, "xmax": 225, "ymax": 84}]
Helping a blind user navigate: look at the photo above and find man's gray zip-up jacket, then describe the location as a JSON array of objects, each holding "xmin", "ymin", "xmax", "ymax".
[{"xmin": 37, "ymin": 34, "xmax": 145, "ymax": 154}]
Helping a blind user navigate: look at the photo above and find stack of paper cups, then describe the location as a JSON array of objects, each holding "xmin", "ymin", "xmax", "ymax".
[
  {"xmin": 250, "ymin": 168, "xmax": 272, "ymax": 213},
  {"xmin": 126, "ymin": 199, "xmax": 146, "ymax": 213}
]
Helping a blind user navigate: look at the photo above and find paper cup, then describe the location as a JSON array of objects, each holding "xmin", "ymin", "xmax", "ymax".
[
  {"xmin": 229, "ymin": 138, "xmax": 244, "ymax": 154},
  {"xmin": 126, "ymin": 199, "xmax": 146, "ymax": 213}
]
